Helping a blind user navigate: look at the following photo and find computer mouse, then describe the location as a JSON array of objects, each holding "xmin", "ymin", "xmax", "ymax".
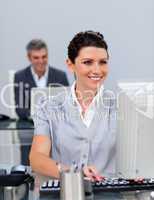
[{"xmin": 11, "ymin": 165, "xmax": 26, "ymax": 174}]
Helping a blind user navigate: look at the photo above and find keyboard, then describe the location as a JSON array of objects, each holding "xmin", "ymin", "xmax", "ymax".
[
  {"xmin": 92, "ymin": 178, "xmax": 154, "ymax": 192},
  {"xmin": 40, "ymin": 179, "xmax": 60, "ymax": 192},
  {"xmin": 40, "ymin": 178, "xmax": 154, "ymax": 193}
]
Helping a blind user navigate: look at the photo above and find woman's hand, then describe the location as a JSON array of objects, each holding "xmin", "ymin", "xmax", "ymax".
[{"xmin": 83, "ymin": 165, "xmax": 104, "ymax": 182}]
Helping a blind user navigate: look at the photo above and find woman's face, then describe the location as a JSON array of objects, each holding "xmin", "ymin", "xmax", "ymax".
[{"xmin": 67, "ymin": 46, "xmax": 109, "ymax": 93}]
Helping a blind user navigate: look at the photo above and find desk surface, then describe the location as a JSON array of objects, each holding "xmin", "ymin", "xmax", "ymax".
[
  {"xmin": 2, "ymin": 184, "xmax": 154, "ymax": 200},
  {"xmin": 0, "ymin": 119, "xmax": 34, "ymax": 130}
]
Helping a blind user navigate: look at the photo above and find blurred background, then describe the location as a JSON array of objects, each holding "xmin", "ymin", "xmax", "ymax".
[{"xmin": 0, "ymin": 0, "xmax": 153, "ymax": 116}]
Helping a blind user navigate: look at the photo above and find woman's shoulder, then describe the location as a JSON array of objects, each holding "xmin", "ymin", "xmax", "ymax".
[
  {"xmin": 101, "ymin": 88, "xmax": 117, "ymax": 109},
  {"xmin": 37, "ymin": 87, "xmax": 71, "ymax": 111}
]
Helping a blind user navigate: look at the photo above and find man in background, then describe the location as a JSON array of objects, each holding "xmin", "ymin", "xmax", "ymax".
[{"xmin": 14, "ymin": 39, "xmax": 69, "ymax": 119}]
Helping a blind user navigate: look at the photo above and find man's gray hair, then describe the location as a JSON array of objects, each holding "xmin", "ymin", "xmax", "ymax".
[{"xmin": 26, "ymin": 39, "xmax": 48, "ymax": 52}]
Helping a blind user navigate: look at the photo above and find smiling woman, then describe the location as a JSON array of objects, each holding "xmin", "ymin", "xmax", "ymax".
[
  {"xmin": 29, "ymin": 31, "xmax": 116, "ymax": 181},
  {"xmin": 67, "ymin": 47, "xmax": 109, "ymax": 107}
]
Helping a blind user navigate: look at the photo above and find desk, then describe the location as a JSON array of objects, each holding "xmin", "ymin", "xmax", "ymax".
[
  {"xmin": 0, "ymin": 119, "xmax": 34, "ymax": 130},
  {"xmin": 0, "ymin": 173, "xmax": 154, "ymax": 200},
  {"xmin": 1, "ymin": 184, "xmax": 154, "ymax": 200},
  {"xmin": 0, "ymin": 119, "xmax": 34, "ymax": 165}
]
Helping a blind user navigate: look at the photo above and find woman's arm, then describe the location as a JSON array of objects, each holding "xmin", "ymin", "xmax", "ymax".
[
  {"xmin": 29, "ymin": 135, "xmax": 103, "ymax": 181},
  {"xmin": 29, "ymin": 135, "xmax": 60, "ymax": 179}
]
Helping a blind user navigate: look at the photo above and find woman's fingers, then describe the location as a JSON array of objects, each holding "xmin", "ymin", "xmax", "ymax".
[
  {"xmin": 83, "ymin": 166, "xmax": 94, "ymax": 179},
  {"xmin": 83, "ymin": 166, "xmax": 104, "ymax": 181}
]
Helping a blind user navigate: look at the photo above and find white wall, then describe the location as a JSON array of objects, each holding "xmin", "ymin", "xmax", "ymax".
[{"xmin": 0, "ymin": 0, "xmax": 154, "ymax": 115}]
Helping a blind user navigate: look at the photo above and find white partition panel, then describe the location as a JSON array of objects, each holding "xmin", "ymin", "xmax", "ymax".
[{"xmin": 116, "ymin": 82, "xmax": 154, "ymax": 178}]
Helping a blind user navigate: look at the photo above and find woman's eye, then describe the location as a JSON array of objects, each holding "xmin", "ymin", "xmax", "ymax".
[
  {"xmin": 99, "ymin": 60, "xmax": 107, "ymax": 65},
  {"xmin": 82, "ymin": 60, "xmax": 93, "ymax": 65}
]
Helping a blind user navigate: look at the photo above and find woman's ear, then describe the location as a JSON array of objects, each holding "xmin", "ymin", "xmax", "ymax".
[{"xmin": 66, "ymin": 59, "xmax": 75, "ymax": 73}]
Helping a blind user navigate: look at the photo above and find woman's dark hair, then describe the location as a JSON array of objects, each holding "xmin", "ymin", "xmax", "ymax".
[{"xmin": 68, "ymin": 30, "xmax": 108, "ymax": 63}]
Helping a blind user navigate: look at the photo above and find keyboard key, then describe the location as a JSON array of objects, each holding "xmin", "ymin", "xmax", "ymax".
[{"xmin": 47, "ymin": 180, "xmax": 53, "ymax": 187}]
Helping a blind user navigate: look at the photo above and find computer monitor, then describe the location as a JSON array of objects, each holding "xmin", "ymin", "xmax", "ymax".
[{"xmin": 116, "ymin": 82, "xmax": 154, "ymax": 178}]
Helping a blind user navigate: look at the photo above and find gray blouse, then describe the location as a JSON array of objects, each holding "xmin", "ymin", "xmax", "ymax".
[{"xmin": 33, "ymin": 87, "xmax": 117, "ymax": 176}]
